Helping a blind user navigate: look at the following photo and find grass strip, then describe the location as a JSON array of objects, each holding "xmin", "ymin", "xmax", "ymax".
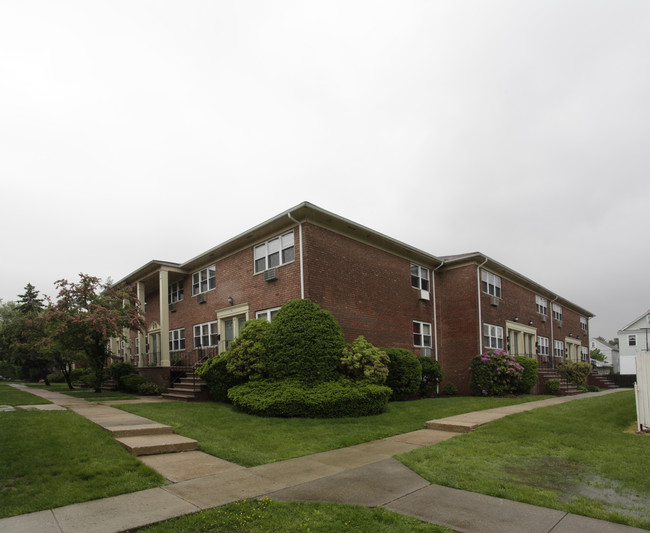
[
  {"xmin": 118, "ymin": 395, "xmax": 547, "ymax": 466},
  {"xmin": 397, "ymin": 391, "xmax": 650, "ymax": 530},
  {"xmin": 0, "ymin": 382, "xmax": 50, "ymax": 406},
  {"xmin": 0, "ymin": 410, "xmax": 165, "ymax": 518},
  {"xmin": 135, "ymin": 498, "xmax": 452, "ymax": 533}
]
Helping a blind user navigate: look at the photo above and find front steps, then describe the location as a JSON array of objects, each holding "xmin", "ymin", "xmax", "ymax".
[
  {"xmin": 588, "ymin": 372, "xmax": 619, "ymax": 390},
  {"xmin": 105, "ymin": 422, "xmax": 199, "ymax": 456},
  {"xmin": 538, "ymin": 370, "xmax": 581, "ymax": 395},
  {"xmin": 162, "ymin": 372, "xmax": 211, "ymax": 402}
]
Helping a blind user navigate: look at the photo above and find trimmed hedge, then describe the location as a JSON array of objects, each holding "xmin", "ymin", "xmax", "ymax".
[
  {"xmin": 228, "ymin": 378, "xmax": 392, "ymax": 418},
  {"xmin": 265, "ymin": 299, "xmax": 345, "ymax": 384},
  {"xmin": 545, "ymin": 379, "xmax": 561, "ymax": 395},
  {"xmin": 558, "ymin": 360, "xmax": 592, "ymax": 387},
  {"xmin": 383, "ymin": 348, "xmax": 421, "ymax": 400},
  {"xmin": 419, "ymin": 357, "xmax": 443, "ymax": 397},
  {"xmin": 196, "ymin": 353, "xmax": 245, "ymax": 403},
  {"xmin": 226, "ymin": 319, "xmax": 271, "ymax": 381},
  {"xmin": 109, "ymin": 361, "xmax": 136, "ymax": 383},
  {"xmin": 514, "ymin": 355, "xmax": 538, "ymax": 394},
  {"xmin": 339, "ymin": 336, "xmax": 389, "ymax": 384},
  {"xmin": 120, "ymin": 373, "xmax": 147, "ymax": 393}
]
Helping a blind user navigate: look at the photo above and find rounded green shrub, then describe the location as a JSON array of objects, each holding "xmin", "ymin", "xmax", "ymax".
[
  {"xmin": 120, "ymin": 373, "xmax": 147, "ymax": 393},
  {"xmin": 442, "ymin": 382, "xmax": 458, "ymax": 396},
  {"xmin": 419, "ymin": 357, "xmax": 444, "ymax": 397},
  {"xmin": 339, "ymin": 336, "xmax": 389, "ymax": 384},
  {"xmin": 46, "ymin": 373, "xmax": 66, "ymax": 383},
  {"xmin": 586, "ymin": 384, "xmax": 600, "ymax": 392},
  {"xmin": 514, "ymin": 355, "xmax": 538, "ymax": 394},
  {"xmin": 228, "ymin": 378, "xmax": 392, "ymax": 418},
  {"xmin": 109, "ymin": 361, "xmax": 136, "ymax": 383},
  {"xmin": 545, "ymin": 379, "xmax": 561, "ymax": 395},
  {"xmin": 137, "ymin": 381, "xmax": 164, "ymax": 395},
  {"xmin": 196, "ymin": 353, "xmax": 244, "ymax": 402},
  {"xmin": 469, "ymin": 349, "xmax": 524, "ymax": 396},
  {"xmin": 226, "ymin": 318, "xmax": 271, "ymax": 381},
  {"xmin": 558, "ymin": 361, "xmax": 592, "ymax": 387},
  {"xmin": 265, "ymin": 299, "xmax": 345, "ymax": 383},
  {"xmin": 383, "ymin": 348, "xmax": 422, "ymax": 400}
]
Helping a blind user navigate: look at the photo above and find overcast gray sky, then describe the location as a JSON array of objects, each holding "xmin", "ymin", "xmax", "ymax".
[{"xmin": 1, "ymin": 1, "xmax": 649, "ymax": 341}]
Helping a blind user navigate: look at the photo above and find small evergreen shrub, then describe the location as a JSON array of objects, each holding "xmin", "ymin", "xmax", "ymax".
[
  {"xmin": 514, "ymin": 355, "xmax": 538, "ymax": 394},
  {"xmin": 196, "ymin": 353, "xmax": 244, "ymax": 402},
  {"xmin": 226, "ymin": 319, "xmax": 271, "ymax": 381},
  {"xmin": 586, "ymin": 384, "xmax": 600, "ymax": 392},
  {"xmin": 442, "ymin": 382, "xmax": 458, "ymax": 396},
  {"xmin": 70, "ymin": 368, "xmax": 86, "ymax": 382},
  {"xmin": 228, "ymin": 378, "xmax": 391, "ymax": 418},
  {"xmin": 545, "ymin": 379, "xmax": 561, "ymax": 395},
  {"xmin": 558, "ymin": 361, "xmax": 592, "ymax": 387},
  {"xmin": 469, "ymin": 349, "xmax": 524, "ymax": 396},
  {"xmin": 137, "ymin": 381, "xmax": 164, "ymax": 395},
  {"xmin": 120, "ymin": 373, "xmax": 147, "ymax": 393},
  {"xmin": 339, "ymin": 336, "xmax": 389, "ymax": 384},
  {"xmin": 109, "ymin": 361, "xmax": 136, "ymax": 383},
  {"xmin": 265, "ymin": 299, "xmax": 346, "ymax": 384},
  {"xmin": 419, "ymin": 357, "xmax": 444, "ymax": 397},
  {"xmin": 383, "ymin": 348, "xmax": 422, "ymax": 400},
  {"xmin": 47, "ymin": 373, "xmax": 66, "ymax": 383}
]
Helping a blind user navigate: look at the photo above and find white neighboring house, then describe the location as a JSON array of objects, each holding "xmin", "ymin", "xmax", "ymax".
[
  {"xmin": 617, "ymin": 310, "xmax": 650, "ymax": 375},
  {"xmin": 590, "ymin": 336, "xmax": 619, "ymax": 374}
]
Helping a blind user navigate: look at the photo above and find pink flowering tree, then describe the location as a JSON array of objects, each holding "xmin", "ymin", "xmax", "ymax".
[
  {"xmin": 469, "ymin": 349, "xmax": 525, "ymax": 396},
  {"xmin": 46, "ymin": 274, "xmax": 144, "ymax": 392}
]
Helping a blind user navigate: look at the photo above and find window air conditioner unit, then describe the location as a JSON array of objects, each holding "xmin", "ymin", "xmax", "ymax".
[
  {"xmin": 491, "ymin": 296, "xmax": 499, "ymax": 307},
  {"xmin": 197, "ymin": 293, "xmax": 207, "ymax": 304},
  {"xmin": 422, "ymin": 348, "xmax": 432, "ymax": 357},
  {"xmin": 541, "ymin": 316, "xmax": 547, "ymax": 323},
  {"xmin": 169, "ymin": 303, "xmax": 176, "ymax": 313},
  {"xmin": 557, "ymin": 320, "xmax": 562, "ymax": 328},
  {"xmin": 264, "ymin": 268, "xmax": 278, "ymax": 282},
  {"xmin": 419, "ymin": 289, "xmax": 430, "ymax": 301}
]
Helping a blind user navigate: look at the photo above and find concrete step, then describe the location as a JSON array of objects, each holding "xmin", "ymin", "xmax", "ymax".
[
  {"xmin": 161, "ymin": 392, "xmax": 195, "ymax": 401},
  {"xmin": 103, "ymin": 423, "xmax": 173, "ymax": 438},
  {"xmin": 115, "ymin": 434, "xmax": 199, "ymax": 456}
]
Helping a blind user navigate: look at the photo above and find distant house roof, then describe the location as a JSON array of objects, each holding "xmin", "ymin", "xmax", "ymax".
[{"xmin": 619, "ymin": 309, "xmax": 650, "ymax": 332}]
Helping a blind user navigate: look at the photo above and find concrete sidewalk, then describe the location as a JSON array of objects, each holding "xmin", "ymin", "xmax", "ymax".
[{"xmin": 2, "ymin": 387, "xmax": 642, "ymax": 533}]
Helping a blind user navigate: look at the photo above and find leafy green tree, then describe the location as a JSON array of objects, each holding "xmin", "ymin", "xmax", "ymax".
[
  {"xmin": 590, "ymin": 348, "xmax": 607, "ymax": 363},
  {"xmin": 46, "ymin": 274, "xmax": 144, "ymax": 392}
]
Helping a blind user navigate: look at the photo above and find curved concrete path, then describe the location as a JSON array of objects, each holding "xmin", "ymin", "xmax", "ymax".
[{"xmin": 1, "ymin": 387, "xmax": 643, "ymax": 533}]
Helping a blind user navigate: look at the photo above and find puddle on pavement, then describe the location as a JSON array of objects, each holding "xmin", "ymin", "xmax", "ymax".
[{"xmin": 504, "ymin": 456, "xmax": 650, "ymax": 521}]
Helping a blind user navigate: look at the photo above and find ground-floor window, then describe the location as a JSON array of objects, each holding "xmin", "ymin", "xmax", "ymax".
[
  {"xmin": 256, "ymin": 307, "xmax": 281, "ymax": 322},
  {"xmin": 537, "ymin": 336, "xmax": 549, "ymax": 356},
  {"xmin": 581, "ymin": 346, "xmax": 589, "ymax": 361},
  {"xmin": 194, "ymin": 321, "xmax": 218, "ymax": 348},
  {"xmin": 413, "ymin": 321, "xmax": 432, "ymax": 348},
  {"xmin": 169, "ymin": 328, "xmax": 185, "ymax": 352},
  {"xmin": 483, "ymin": 323, "xmax": 503, "ymax": 350}
]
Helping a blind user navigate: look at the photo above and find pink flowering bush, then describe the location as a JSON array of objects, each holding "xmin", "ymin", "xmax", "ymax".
[{"xmin": 469, "ymin": 349, "xmax": 525, "ymax": 396}]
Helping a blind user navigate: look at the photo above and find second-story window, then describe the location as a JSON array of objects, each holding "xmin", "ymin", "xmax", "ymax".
[
  {"xmin": 536, "ymin": 296, "xmax": 547, "ymax": 316},
  {"xmin": 254, "ymin": 231, "xmax": 295, "ymax": 273},
  {"xmin": 552, "ymin": 303, "xmax": 563, "ymax": 321},
  {"xmin": 481, "ymin": 270, "xmax": 501, "ymax": 298},
  {"xmin": 410, "ymin": 264, "xmax": 430, "ymax": 291},
  {"xmin": 580, "ymin": 316, "xmax": 587, "ymax": 331},
  {"xmin": 192, "ymin": 265, "xmax": 216, "ymax": 295},
  {"xmin": 629, "ymin": 334, "xmax": 637, "ymax": 347},
  {"xmin": 168, "ymin": 281, "xmax": 184, "ymax": 304}
]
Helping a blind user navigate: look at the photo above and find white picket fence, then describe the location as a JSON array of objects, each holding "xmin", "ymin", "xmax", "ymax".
[{"xmin": 635, "ymin": 351, "xmax": 650, "ymax": 432}]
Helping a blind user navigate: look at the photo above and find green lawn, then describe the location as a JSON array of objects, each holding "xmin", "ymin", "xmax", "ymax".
[
  {"xmin": 136, "ymin": 498, "xmax": 452, "ymax": 533},
  {"xmin": 0, "ymin": 382, "xmax": 50, "ymax": 406},
  {"xmin": 398, "ymin": 391, "xmax": 650, "ymax": 530},
  {"xmin": 118, "ymin": 395, "xmax": 547, "ymax": 466},
  {"xmin": 0, "ymin": 410, "xmax": 166, "ymax": 518},
  {"xmin": 24, "ymin": 382, "xmax": 140, "ymax": 401}
]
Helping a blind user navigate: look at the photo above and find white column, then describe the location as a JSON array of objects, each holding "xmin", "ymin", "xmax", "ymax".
[
  {"xmin": 159, "ymin": 271, "xmax": 171, "ymax": 367},
  {"xmin": 136, "ymin": 282, "xmax": 146, "ymax": 368}
]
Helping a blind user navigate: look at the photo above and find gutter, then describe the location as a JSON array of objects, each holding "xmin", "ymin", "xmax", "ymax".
[{"xmin": 287, "ymin": 211, "xmax": 305, "ymax": 299}]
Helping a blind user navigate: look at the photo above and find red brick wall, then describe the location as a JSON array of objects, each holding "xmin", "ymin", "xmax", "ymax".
[{"xmin": 301, "ymin": 224, "xmax": 435, "ymax": 353}]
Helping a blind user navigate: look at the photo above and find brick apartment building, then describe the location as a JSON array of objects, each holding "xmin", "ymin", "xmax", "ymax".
[{"xmin": 111, "ymin": 202, "xmax": 593, "ymax": 394}]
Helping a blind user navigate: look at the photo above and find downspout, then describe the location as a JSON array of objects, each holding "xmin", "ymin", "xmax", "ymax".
[
  {"xmin": 432, "ymin": 260, "xmax": 445, "ymax": 395},
  {"xmin": 550, "ymin": 295, "xmax": 558, "ymax": 369},
  {"xmin": 476, "ymin": 257, "xmax": 489, "ymax": 354},
  {"xmin": 287, "ymin": 212, "xmax": 305, "ymax": 299}
]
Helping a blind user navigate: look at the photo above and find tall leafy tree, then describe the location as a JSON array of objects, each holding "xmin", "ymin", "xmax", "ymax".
[{"xmin": 47, "ymin": 274, "xmax": 144, "ymax": 392}]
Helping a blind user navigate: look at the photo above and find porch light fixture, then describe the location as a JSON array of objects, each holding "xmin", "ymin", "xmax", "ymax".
[
  {"xmin": 514, "ymin": 316, "xmax": 519, "ymax": 322},
  {"xmin": 228, "ymin": 297, "xmax": 234, "ymax": 305},
  {"xmin": 528, "ymin": 320, "xmax": 533, "ymax": 326},
  {"xmin": 569, "ymin": 333, "xmax": 573, "ymax": 337}
]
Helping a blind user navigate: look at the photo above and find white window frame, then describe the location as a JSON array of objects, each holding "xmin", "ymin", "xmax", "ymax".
[
  {"xmin": 254, "ymin": 231, "xmax": 295, "ymax": 274},
  {"xmin": 628, "ymin": 334, "xmax": 637, "ymax": 347},
  {"xmin": 169, "ymin": 328, "xmax": 185, "ymax": 352},
  {"xmin": 538, "ymin": 336, "xmax": 549, "ymax": 356},
  {"xmin": 483, "ymin": 323, "xmax": 504, "ymax": 350},
  {"xmin": 135, "ymin": 337, "xmax": 139, "ymax": 355},
  {"xmin": 256, "ymin": 307, "xmax": 281, "ymax": 322},
  {"xmin": 536, "ymin": 296, "xmax": 548, "ymax": 316},
  {"xmin": 193, "ymin": 321, "xmax": 218, "ymax": 348},
  {"xmin": 552, "ymin": 303, "xmax": 563, "ymax": 321},
  {"xmin": 168, "ymin": 280, "xmax": 184, "ymax": 304},
  {"xmin": 481, "ymin": 270, "xmax": 502, "ymax": 298},
  {"xmin": 413, "ymin": 321, "xmax": 432, "ymax": 348},
  {"xmin": 581, "ymin": 346, "xmax": 589, "ymax": 361},
  {"xmin": 554, "ymin": 340, "xmax": 565, "ymax": 358},
  {"xmin": 580, "ymin": 316, "xmax": 587, "ymax": 331},
  {"xmin": 410, "ymin": 264, "xmax": 430, "ymax": 292},
  {"xmin": 192, "ymin": 265, "xmax": 216, "ymax": 296}
]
